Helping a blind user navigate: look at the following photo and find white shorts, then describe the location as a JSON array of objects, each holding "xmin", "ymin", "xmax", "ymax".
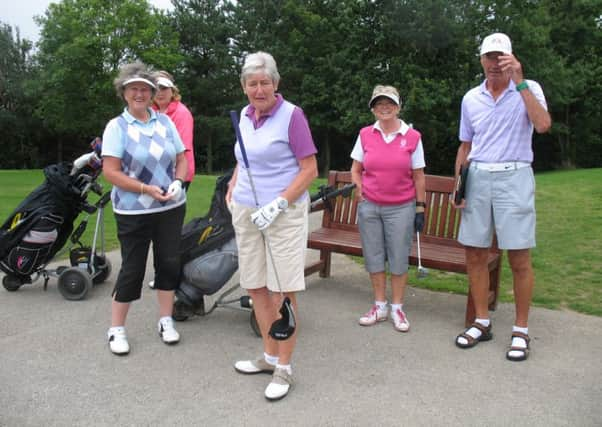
[
  {"xmin": 458, "ymin": 163, "xmax": 536, "ymax": 250},
  {"xmin": 231, "ymin": 199, "xmax": 308, "ymax": 292}
]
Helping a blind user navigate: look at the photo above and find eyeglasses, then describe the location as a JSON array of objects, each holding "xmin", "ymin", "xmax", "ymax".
[{"xmin": 373, "ymin": 100, "xmax": 397, "ymax": 108}]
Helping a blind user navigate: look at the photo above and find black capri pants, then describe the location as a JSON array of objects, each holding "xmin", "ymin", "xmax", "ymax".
[{"xmin": 113, "ymin": 204, "xmax": 185, "ymax": 302}]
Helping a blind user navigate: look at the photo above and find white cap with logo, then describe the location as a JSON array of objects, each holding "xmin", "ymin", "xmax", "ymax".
[{"xmin": 480, "ymin": 32, "xmax": 512, "ymax": 55}]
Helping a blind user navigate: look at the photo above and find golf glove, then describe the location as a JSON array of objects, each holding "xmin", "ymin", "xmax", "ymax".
[
  {"xmin": 251, "ymin": 197, "xmax": 288, "ymax": 230},
  {"xmin": 414, "ymin": 212, "xmax": 425, "ymax": 233},
  {"xmin": 167, "ymin": 179, "xmax": 183, "ymax": 200}
]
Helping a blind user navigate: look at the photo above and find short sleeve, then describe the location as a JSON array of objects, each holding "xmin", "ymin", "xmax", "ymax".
[{"xmin": 101, "ymin": 118, "xmax": 125, "ymax": 158}]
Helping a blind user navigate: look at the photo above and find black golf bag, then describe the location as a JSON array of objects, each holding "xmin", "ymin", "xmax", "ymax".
[
  {"xmin": 0, "ymin": 138, "xmax": 108, "ymax": 298},
  {"xmin": 175, "ymin": 171, "xmax": 238, "ymax": 314}
]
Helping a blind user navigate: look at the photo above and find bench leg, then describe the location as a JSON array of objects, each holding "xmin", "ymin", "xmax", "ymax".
[
  {"xmin": 319, "ymin": 250, "xmax": 332, "ymax": 278},
  {"xmin": 488, "ymin": 258, "xmax": 502, "ymax": 311},
  {"xmin": 465, "ymin": 259, "xmax": 503, "ymax": 326}
]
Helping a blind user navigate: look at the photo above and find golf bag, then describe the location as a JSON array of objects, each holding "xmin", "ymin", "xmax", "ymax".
[
  {"xmin": 0, "ymin": 138, "xmax": 104, "ymax": 287},
  {"xmin": 175, "ymin": 171, "xmax": 238, "ymax": 310}
]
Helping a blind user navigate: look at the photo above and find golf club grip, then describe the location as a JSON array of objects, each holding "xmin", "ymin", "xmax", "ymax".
[
  {"xmin": 229, "ymin": 110, "xmax": 250, "ymax": 169},
  {"xmin": 325, "ymin": 183, "xmax": 356, "ymax": 200}
]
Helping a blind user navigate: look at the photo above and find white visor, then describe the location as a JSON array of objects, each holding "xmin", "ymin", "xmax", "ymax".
[
  {"xmin": 156, "ymin": 77, "xmax": 175, "ymax": 88},
  {"xmin": 122, "ymin": 77, "xmax": 156, "ymax": 89}
]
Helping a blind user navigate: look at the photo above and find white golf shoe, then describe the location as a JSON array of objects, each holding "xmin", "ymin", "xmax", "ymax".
[
  {"xmin": 107, "ymin": 326, "xmax": 130, "ymax": 355},
  {"xmin": 158, "ymin": 317, "xmax": 180, "ymax": 344}
]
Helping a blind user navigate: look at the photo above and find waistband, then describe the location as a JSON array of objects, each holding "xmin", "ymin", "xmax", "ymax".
[{"xmin": 471, "ymin": 161, "xmax": 531, "ymax": 172}]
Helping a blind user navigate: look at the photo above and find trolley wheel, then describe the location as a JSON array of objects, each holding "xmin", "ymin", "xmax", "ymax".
[
  {"xmin": 57, "ymin": 267, "xmax": 93, "ymax": 300},
  {"xmin": 92, "ymin": 256, "xmax": 112, "ymax": 284},
  {"xmin": 250, "ymin": 309, "xmax": 261, "ymax": 337},
  {"xmin": 240, "ymin": 295, "xmax": 253, "ymax": 308},
  {"xmin": 172, "ymin": 300, "xmax": 191, "ymax": 321},
  {"xmin": 3, "ymin": 275, "xmax": 22, "ymax": 292}
]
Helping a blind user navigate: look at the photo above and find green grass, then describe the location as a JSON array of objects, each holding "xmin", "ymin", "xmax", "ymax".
[
  {"xmin": 402, "ymin": 168, "xmax": 602, "ymax": 317},
  {"xmin": 1, "ymin": 169, "xmax": 600, "ymax": 317}
]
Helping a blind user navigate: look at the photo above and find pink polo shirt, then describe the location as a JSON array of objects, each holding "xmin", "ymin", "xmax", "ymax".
[
  {"xmin": 358, "ymin": 124, "xmax": 421, "ymax": 205},
  {"xmin": 153, "ymin": 100, "xmax": 195, "ymax": 182}
]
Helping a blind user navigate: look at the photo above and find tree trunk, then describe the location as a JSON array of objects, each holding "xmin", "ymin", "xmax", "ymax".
[
  {"xmin": 321, "ymin": 132, "xmax": 331, "ymax": 176},
  {"xmin": 206, "ymin": 131, "xmax": 213, "ymax": 174},
  {"xmin": 559, "ymin": 106, "xmax": 575, "ymax": 169}
]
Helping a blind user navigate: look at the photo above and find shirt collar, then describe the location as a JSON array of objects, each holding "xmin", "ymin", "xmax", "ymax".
[
  {"xmin": 122, "ymin": 107, "xmax": 157, "ymax": 124},
  {"xmin": 245, "ymin": 93, "xmax": 284, "ymax": 121},
  {"xmin": 372, "ymin": 119, "xmax": 410, "ymax": 136},
  {"xmin": 480, "ymin": 79, "xmax": 514, "ymax": 98}
]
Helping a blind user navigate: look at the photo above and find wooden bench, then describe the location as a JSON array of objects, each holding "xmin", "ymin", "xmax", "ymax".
[{"xmin": 304, "ymin": 170, "xmax": 502, "ymax": 326}]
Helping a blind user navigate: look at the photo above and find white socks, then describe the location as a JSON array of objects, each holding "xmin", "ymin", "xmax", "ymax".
[
  {"xmin": 391, "ymin": 303, "xmax": 403, "ymax": 313},
  {"xmin": 508, "ymin": 326, "xmax": 529, "ymax": 357},
  {"xmin": 264, "ymin": 352, "xmax": 279, "ymax": 366},
  {"xmin": 276, "ymin": 364, "xmax": 292, "ymax": 375},
  {"xmin": 456, "ymin": 318, "xmax": 490, "ymax": 346},
  {"xmin": 264, "ymin": 354, "xmax": 292, "ymax": 375},
  {"xmin": 375, "ymin": 301, "xmax": 387, "ymax": 310}
]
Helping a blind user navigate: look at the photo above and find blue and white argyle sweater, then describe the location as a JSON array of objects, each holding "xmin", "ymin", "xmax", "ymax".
[{"xmin": 111, "ymin": 113, "xmax": 186, "ymax": 215}]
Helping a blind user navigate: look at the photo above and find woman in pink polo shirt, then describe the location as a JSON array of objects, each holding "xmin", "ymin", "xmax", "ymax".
[
  {"xmin": 152, "ymin": 70, "xmax": 195, "ymax": 190},
  {"xmin": 350, "ymin": 85, "xmax": 426, "ymax": 333}
]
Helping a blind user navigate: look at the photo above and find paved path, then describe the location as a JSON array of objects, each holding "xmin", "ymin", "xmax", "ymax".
[{"xmin": 1, "ymin": 212, "xmax": 601, "ymax": 426}]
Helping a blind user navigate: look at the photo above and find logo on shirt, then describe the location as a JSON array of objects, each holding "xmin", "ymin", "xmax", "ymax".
[{"xmin": 399, "ymin": 138, "xmax": 407, "ymax": 147}]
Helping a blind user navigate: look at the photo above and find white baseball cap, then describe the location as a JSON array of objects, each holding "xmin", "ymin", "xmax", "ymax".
[{"xmin": 480, "ymin": 32, "xmax": 512, "ymax": 55}]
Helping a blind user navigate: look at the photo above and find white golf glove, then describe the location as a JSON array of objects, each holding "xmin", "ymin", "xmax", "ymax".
[
  {"xmin": 167, "ymin": 179, "xmax": 183, "ymax": 200},
  {"xmin": 250, "ymin": 197, "xmax": 288, "ymax": 230}
]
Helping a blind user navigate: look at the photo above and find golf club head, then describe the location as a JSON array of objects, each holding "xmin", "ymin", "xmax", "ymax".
[
  {"xmin": 417, "ymin": 266, "xmax": 429, "ymax": 279},
  {"xmin": 268, "ymin": 296, "xmax": 296, "ymax": 341}
]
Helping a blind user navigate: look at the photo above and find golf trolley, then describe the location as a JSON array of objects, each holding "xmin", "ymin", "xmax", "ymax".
[
  {"xmin": 0, "ymin": 138, "xmax": 112, "ymax": 300},
  {"xmin": 171, "ymin": 166, "xmax": 358, "ymax": 338},
  {"xmin": 169, "ymin": 171, "xmax": 261, "ymax": 336}
]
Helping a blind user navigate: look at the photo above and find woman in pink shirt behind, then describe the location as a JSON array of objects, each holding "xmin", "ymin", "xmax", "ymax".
[
  {"xmin": 152, "ymin": 71, "xmax": 195, "ymax": 190},
  {"xmin": 350, "ymin": 85, "xmax": 426, "ymax": 333}
]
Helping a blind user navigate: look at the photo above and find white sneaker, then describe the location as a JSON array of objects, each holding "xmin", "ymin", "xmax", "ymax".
[
  {"xmin": 392, "ymin": 308, "xmax": 410, "ymax": 332},
  {"xmin": 265, "ymin": 367, "xmax": 293, "ymax": 401},
  {"xmin": 359, "ymin": 304, "xmax": 389, "ymax": 326},
  {"xmin": 108, "ymin": 327, "xmax": 130, "ymax": 355},
  {"xmin": 158, "ymin": 317, "xmax": 180, "ymax": 344}
]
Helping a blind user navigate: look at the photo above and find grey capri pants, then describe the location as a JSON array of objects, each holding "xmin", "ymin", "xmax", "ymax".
[{"xmin": 357, "ymin": 199, "xmax": 414, "ymax": 275}]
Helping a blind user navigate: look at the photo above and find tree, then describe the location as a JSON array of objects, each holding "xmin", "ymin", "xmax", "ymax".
[
  {"xmin": 545, "ymin": 0, "xmax": 602, "ymax": 168},
  {"xmin": 31, "ymin": 0, "xmax": 181, "ymax": 161},
  {"xmin": 170, "ymin": 0, "xmax": 240, "ymax": 174},
  {"xmin": 0, "ymin": 22, "xmax": 42, "ymax": 168}
]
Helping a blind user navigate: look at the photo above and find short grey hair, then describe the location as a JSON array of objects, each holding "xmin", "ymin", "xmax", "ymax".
[
  {"xmin": 113, "ymin": 61, "xmax": 156, "ymax": 101},
  {"xmin": 240, "ymin": 51, "xmax": 280, "ymax": 86}
]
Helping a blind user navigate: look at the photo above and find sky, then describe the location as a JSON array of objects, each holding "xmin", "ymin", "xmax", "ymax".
[{"xmin": 1, "ymin": 0, "xmax": 174, "ymax": 43}]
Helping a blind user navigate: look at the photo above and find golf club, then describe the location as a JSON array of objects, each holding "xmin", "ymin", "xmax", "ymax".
[
  {"xmin": 229, "ymin": 110, "xmax": 296, "ymax": 341},
  {"xmin": 416, "ymin": 231, "xmax": 429, "ymax": 278}
]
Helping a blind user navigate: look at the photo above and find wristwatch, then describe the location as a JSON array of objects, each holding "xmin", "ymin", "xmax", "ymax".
[{"xmin": 277, "ymin": 197, "xmax": 289, "ymax": 210}]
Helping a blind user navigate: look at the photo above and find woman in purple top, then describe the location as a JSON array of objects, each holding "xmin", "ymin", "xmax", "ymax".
[{"xmin": 226, "ymin": 51, "xmax": 318, "ymax": 401}]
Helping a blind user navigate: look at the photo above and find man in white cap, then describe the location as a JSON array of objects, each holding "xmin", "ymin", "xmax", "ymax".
[{"xmin": 453, "ymin": 33, "xmax": 551, "ymax": 361}]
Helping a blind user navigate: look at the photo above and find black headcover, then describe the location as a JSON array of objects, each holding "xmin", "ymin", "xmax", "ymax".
[{"xmin": 268, "ymin": 297, "xmax": 296, "ymax": 340}]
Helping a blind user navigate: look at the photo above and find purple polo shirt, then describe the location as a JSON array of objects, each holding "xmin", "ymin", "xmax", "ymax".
[
  {"xmin": 459, "ymin": 79, "xmax": 548, "ymax": 163},
  {"xmin": 244, "ymin": 94, "xmax": 317, "ymax": 160},
  {"xmin": 233, "ymin": 94, "xmax": 317, "ymax": 207}
]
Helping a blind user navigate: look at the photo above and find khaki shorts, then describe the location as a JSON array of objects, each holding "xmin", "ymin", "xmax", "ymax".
[{"xmin": 231, "ymin": 199, "xmax": 308, "ymax": 292}]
